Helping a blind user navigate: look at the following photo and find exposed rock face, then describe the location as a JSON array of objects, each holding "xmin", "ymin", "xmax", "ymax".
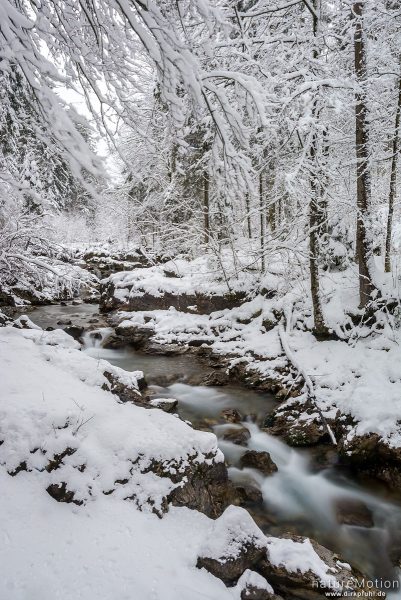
[
  {"xmin": 201, "ymin": 370, "xmax": 230, "ymax": 386},
  {"xmin": 337, "ymin": 429, "xmax": 401, "ymax": 490},
  {"xmin": 63, "ymin": 325, "xmax": 85, "ymax": 342},
  {"xmin": 186, "ymin": 369, "xmax": 230, "ymax": 387},
  {"xmin": 240, "ymin": 450, "xmax": 278, "ymax": 475},
  {"xmin": 167, "ymin": 459, "xmax": 229, "ymax": 519},
  {"xmin": 234, "ymin": 483, "xmax": 264, "ymax": 507},
  {"xmin": 99, "ymin": 279, "xmax": 247, "ymax": 314},
  {"xmin": 78, "ymin": 248, "xmax": 155, "ymax": 279},
  {"xmin": 114, "ymin": 322, "xmax": 154, "ymax": 348},
  {"xmin": 101, "ymin": 368, "xmax": 147, "ymax": 405}
]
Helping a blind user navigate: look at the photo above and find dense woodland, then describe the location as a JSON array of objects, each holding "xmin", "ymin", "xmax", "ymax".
[{"xmin": 1, "ymin": 0, "xmax": 400, "ymax": 321}]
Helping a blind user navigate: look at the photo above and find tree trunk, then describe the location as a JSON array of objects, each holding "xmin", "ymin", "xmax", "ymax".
[
  {"xmin": 353, "ymin": 1, "xmax": 375, "ymax": 307},
  {"xmin": 203, "ymin": 171, "xmax": 210, "ymax": 246},
  {"xmin": 245, "ymin": 192, "xmax": 252, "ymax": 239},
  {"xmin": 309, "ymin": 1, "xmax": 330, "ymax": 338},
  {"xmin": 259, "ymin": 171, "xmax": 265, "ymax": 272},
  {"xmin": 384, "ymin": 74, "xmax": 401, "ymax": 273}
]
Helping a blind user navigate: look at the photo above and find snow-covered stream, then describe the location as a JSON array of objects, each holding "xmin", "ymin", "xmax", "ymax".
[{"xmin": 20, "ymin": 303, "xmax": 401, "ymax": 595}]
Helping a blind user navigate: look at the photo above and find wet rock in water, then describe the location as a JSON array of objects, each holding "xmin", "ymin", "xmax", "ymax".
[
  {"xmin": 234, "ymin": 483, "xmax": 263, "ymax": 506},
  {"xmin": 240, "ymin": 450, "xmax": 278, "ymax": 476},
  {"xmin": 82, "ymin": 291, "xmax": 100, "ymax": 304},
  {"xmin": 337, "ymin": 428, "xmax": 401, "ymax": 491},
  {"xmin": 90, "ymin": 331, "xmax": 102, "ymax": 341},
  {"xmin": 196, "ymin": 506, "xmax": 267, "ymax": 584},
  {"xmin": 334, "ymin": 498, "xmax": 374, "ymax": 528},
  {"xmin": 57, "ymin": 319, "xmax": 72, "ymax": 326},
  {"xmin": 46, "ymin": 326, "xmax": 55, "ymax": 331},
  {"xmin": 223, "ymin": 426, "xmax": 251, "ymax": 446},
  {"xmin": 143, "ymin": 341, "xmax": 188, "ymax": 355},
  {"xmin": 191, "ymin": 417, "xmax": 219, "ymax": 432},
  {"xmin": 64, "ymin": 325, "xmax": 85, "ymax": 342},
  {"xmin": 263, "ymin": 400, "xmax": 328, "ymax": 447},
  {"xmin": 221, "ymin": 408, "xmax": 243, "ymax": 423},
  {"xmin": 101, "ymin": 332, "xmax": 126, "ymax": 349},
  {"xmin": 148, "ymin": 398, "xmax": 178, "ymax": 413},
  {"xmin": 308, "ymin": 446, "xmax": 339, "ymax": 471},
  {"xmin": 72, "ymin": 299, "xmax": 82, "ymax": 305},
  {"xmin": 88, "ymin": 317, "xmax": 99, "ymax": 324},
  {"xmin": 148, "ymin": 373, "xmax": 184, "ymax": 387},
  {"xmin": 115, "ymin": 322, "xmax": 154, "ymax": 348}
]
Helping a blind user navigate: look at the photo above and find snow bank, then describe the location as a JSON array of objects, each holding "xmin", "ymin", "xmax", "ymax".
[
  {"xmin": 0, "ymin": 326, "xmax": 222, "ymax": 512},
  {"xmin": 0, "ymin": 323, "xmax": 377, "ymax": 599},
  {"xmin": 113, "ymin": 263, "xmax": 401, "ymax": 451}
]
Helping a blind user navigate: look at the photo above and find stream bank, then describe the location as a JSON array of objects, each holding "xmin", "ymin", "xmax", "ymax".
[{"xmin": 10, "ymin": 300, "xmax": 401, "ymax": 597}]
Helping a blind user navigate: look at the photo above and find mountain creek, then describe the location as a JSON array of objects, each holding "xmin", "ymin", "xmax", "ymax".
[{"xmin": 11, "ymin": 301, "xmax": 401, "ymax": 597}]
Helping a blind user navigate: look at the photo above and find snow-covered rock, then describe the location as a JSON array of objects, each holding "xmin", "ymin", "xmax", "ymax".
[
  {"xmin": 99, "ymin": 254, "xmax": 254, "ymax": 313},
  {"xmin": 0, "ymin": 326, "xmax": 227, "ymax": 517}
]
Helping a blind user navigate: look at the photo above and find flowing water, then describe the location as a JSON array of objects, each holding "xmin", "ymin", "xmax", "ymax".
[{"xmin": 16, "ymin": 303, "xmax": 401, "ymax": 596}]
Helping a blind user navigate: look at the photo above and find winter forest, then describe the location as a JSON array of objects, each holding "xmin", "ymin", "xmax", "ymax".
[{"xmin": 1, "ymin": 0, "xmax": 401, "ymax": 598}]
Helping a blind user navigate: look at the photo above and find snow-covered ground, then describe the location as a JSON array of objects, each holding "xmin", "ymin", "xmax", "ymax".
[
  {"xmin": 104, "ymin": 252, "xmax": 263, "ymax": 301},
  {"xmin": 110, "ymin": 255, "xmax": 401, "ymax": 449},
  {"xmin": 0, "ymin": 323, "xmax": 371, "ymax": 599}
]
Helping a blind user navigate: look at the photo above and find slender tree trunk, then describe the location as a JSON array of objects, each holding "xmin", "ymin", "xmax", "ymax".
[
  {"xmin": 268, "ymin": 203, "xmax": 276, "ymax": 233},
  {"xmin": 309, "ymin": 1, "xmax": 330, "ymax": 338},
  {"xmin": 384, "ymin": 74, "xmax": 401, "ymax": 273},
  {"xmin": 267, "ymin": 163, "xmax": 276, "ymax": 233},
  {"xmin": 245, "ymin": 192, "xmax": 252, "ymax": 239},
  {"xmin": 203, "ymin": 170, "xmax": 210, "ymax": 246},
  {"xmin": 353, "ymin": 1, "xmax": 375, "ymax": 307},
  {"xmin": 259, "ymin": 171, "xmax": 265, "ymax": 272}
]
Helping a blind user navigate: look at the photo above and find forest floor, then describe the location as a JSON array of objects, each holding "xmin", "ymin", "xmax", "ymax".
[{"xmin": 1, "ymin": 246, "xmax": 400, "ymax": 599}]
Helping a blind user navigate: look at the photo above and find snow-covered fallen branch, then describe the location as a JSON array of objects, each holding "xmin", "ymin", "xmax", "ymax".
[{"xmin": 278, "ymin": 322, "xmax": 337, "ymax": 445}]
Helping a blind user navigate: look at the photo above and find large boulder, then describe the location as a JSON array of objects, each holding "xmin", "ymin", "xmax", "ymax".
[
  {"xmin": 115, "ymin": 321, "xmax": 155, "ymax": 348},
  {"xmin": 263, "ymin": 399, "xmax": 328, "ymax": 447},
  {"xmin": 196, "ymin": 506, "xmax": 267, "ymax": 584}
]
